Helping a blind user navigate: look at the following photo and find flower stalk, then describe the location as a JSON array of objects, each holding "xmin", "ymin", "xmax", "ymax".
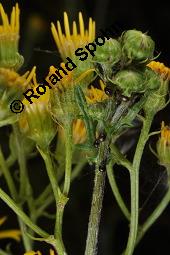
[{"xmin": 124, "ymin": 113, "xmax": 154, "ymax": 255}]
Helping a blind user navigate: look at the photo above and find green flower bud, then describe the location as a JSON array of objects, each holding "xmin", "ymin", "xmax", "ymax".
[
  {"xmin": 94, "ymin": 38, "xmax": 122, "ymax": 65},
  {"xmin": 113, "ymin": 66, "xmax": 161, "ymax": 98},
  {"xmin": 113, "ymin": 69, "xmax": 145, "ymax": 97},
  {"xmin": 87, "ymin": 102, "xmax": 106, "ymax": 121},
  {"xmin": 121, "ymin": 30, "xmax": 155, "ymax": 62}
]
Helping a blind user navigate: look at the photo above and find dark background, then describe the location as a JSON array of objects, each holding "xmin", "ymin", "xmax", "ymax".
[{"xmin": 0, "ymin": 0, "xmax": 170, "ymax": 254}]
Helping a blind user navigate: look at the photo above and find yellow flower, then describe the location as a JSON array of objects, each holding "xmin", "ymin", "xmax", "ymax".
[
  {"xmin": 51, "ymin": 12, "xmax": 95, "ymax": 59},
  {"xmin": 24, "ymin": 249, "xmax": 55, "ymax": 255},
  {"xmin": 147, "ymin": 61, "xmax": 170, "ymax": 80},
  {"xmin": 156, "ymin": 121, "xmax": 170, "ymax": 165},
  {"xmin": 0, "ymin": 216, "xmax": 21, "ymax": 241},
  {"xmin": 0, "ymin": 3, "xmax": 24, "ymax": 70},
  {"xmin": 86, "ymin": 80, "xmax": 108, "ymax": 104}
]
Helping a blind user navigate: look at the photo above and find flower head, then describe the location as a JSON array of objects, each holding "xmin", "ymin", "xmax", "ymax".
[
  {"xmin": 19, "ymin": 68, "xmax": 56, "ymax": 149},
  {"xmin": 156, "ymin": 122, "xmax": 170, "ymax": 166},
  {"xmin": 46, "ymin": 63, "xmax": 95, "ymax": 124},
  {"xmin": 0, "ymin": 216, "xmax": 21, "ymax": 241},
  {"xmin": 0, "ymin": 3, "xmax": 24, "ymax": 70},
  {"xmin": 0, "ymin": 67, "xmax": 30, "ymax": 122},
  {"xmin": 147, "ymin": 61, "xmax": 170, "ymax": 81},
  {"xmin": 51, "ymin": 12, "xmax": 95, "ymax": 59}
]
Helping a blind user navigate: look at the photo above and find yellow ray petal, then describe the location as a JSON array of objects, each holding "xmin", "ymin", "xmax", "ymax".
[
  {"xmin": 0, "ymin": 230, "xmax": 21, "ymax": 241},
  {"xmin": 10, "ymin": 7, "xmax": 15, "ymax": 32},
  {"xmin": 64, "ymin": 12, "xmax": 71, "ymax": 41},
  {"xmin": 50, "ymin": 250, "xmax": 55, "ymax": 255},
  {"xmin": 15, "ymin": 3, "xmax": 20, "ymax": 32},
  {"xmin": 88, "ymin": 17, "xmax": 93, "ymax": 42},
  {"xmin": 0, "ymin": 216, "xmax": 7, "ymax": 226},
  {"xmin": 79, "ymin": 12, "xmax": 84, "ymax": 37},
  {"xmin": 73, "ymin": 21, "xmax": 77, "ymax": 40},
  {"xmin": 51, "ymin": 22, "xmax": 61, "ymax": 50},
  {"xmin": 0, "ymin": 4, "xmax": 8, "ymax": 29},
  {"xmin": 24, "ymin": 251, "xmax": 42, "ymax": 255}
]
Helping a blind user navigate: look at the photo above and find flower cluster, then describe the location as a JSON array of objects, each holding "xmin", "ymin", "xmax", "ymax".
[{"xmin": 0, "ymin": 3, "xmax": 170, "ymax": 255}]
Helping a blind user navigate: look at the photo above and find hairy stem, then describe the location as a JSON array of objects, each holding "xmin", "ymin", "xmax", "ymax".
[
  {"xmin": 107, "ymin": 160, "xmax": 130, "ymax": 220},
  {"xmin": 0, "ymin": 147, "xmax": 17, "ymax": 200},
  {"xmin": 136, "ymin": 183, "xmax": 170, "ymax": 245},
  {"xmin": 38, "ymin": 148, "xmax": 67, "ymax": 255},
  {"xmin": 0, "ymin": 187, "xmax": 48, "ymax": 238},
  {"xmin": 85, "ymin": 169, "xmax": 106, "ymax": 255},
  {"xmin": 124, "ymin": 114, "xmax": 153, "ymax": 255},
  {"xmin": 63, "ymin": 121, "xmax": 73, "ymax": 196}
]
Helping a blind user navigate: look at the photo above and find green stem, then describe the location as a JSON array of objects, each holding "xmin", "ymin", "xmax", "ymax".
[
  {"xmin": 18, "ymin": 218, "xmax": 33, "ymax": 251},
  {"xmin": 136, "ymin": 186, "xmax": 170, "ymax": 246},
  {"xmin": 63, "ymin": 121, "xmax": 73, "ymax": 196},
  {"xmin": 0, "ymin": 187, "xmax": 49, "ymax": 238},
  {"xmin": 38, "ymin": 148, "xmax": 67, "ymax": 255},
  {"xmin": 13, "ymin": 124, "xmax": 35, "ymax": 250},
  {"xmin": 84, "ymin": 169, "xmax": 106, "ymax": 255},
  {"xmin": 12, "ymin": 124, "xmax": 27, "ymax": 198},
  {"xmin": 36, "ymin": 159, "xmax": 86, "ymax": 217},
  {"xmin": 107, "ymin": 160, "xmax": 130, "ymax": 220},
  {"xmin": 0, "ymin": 147, "xmax": 17, "ymax": 200},
  {"xmin": 0, "ymin": 145, "xmax": 33, "ymax": 251},
  {"xmin": 38, "ymin": 148, "xmax": 60, "ymax": 201},
  {"xmin": 124, "ymin": 114, "xmax": 153, "ymax": 255}
]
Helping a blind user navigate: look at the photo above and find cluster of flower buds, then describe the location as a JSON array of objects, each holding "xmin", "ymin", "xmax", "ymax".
[{"xmin": 93, "ymin": 29, "xmax": 161, "ymax": 101}]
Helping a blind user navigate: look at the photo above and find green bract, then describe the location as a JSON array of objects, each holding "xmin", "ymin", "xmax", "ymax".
[
  {"xmin": 94, "ymin": 38, "xmax": 122, "ymax": 65},
  {"xmin": 121, "ymin": 30, "xmax": 155, "ymax": 62},
  {"xmin": 144, "ymin": 67, "xmax": 161, "ymax": 90}
]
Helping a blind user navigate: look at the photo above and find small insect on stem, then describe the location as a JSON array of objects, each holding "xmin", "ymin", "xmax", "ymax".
[
  {"xmin": 99, "ymin": 146, "xmax": 111, "ymax": 172},
  {"xmin": 93, "ymin": 132, "xmax": 106, "ymax": 148},
  {"xmin": 99, "ymin": 160, "xmax": 106, "ymax": 172},
  {"xmin": 104, "ymin": 82, "xmax": 114, "ymax": 96}
]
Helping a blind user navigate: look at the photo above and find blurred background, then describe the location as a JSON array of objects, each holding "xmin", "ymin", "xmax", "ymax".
[{"xmin": 0, "ymin": 0, "xmax": 170, "ymax": 254}]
